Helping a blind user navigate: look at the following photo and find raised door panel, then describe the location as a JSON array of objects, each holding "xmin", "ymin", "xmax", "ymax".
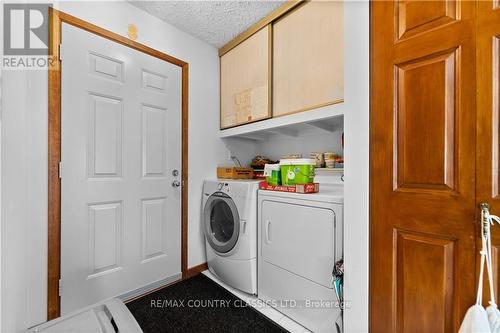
[
  {"xmin": 395, "ymin": 50, "xmax": 457, "ymax": 192},
  {"xmin": 88, "ymin": 201, "xmax": 123, "ymax": 278},
  {"xmin": 89, "ymin": 52, "xmax": 123, "ymax": 82},
  {"xmin": 88, "ymin": 94, "xmax": 123, "ymax": 178},
  {"xmin": 396, "ymin": 0, "xmax": 458, "ymax": 40},
  {"xmin": 142, "ymin": 70, "xmax": 167, "ymax": 93},
  {"xmin": 220, "ymin": 25, "xmax": 270, "ymax": 129},
  {"xmin": 273, "ymin": 1, "xmax": 343, "ymax": 117},
  {"xmin": 395, "ymin": 231, "xmax": 455, "ymax": 332},
  {"xmin": 491, "ymin": 246, "xmax": 500, "ymax": 303},
  {"xmin": 142, "ymin": 104, "xmax": 167, "ymax": 177},
  {"xmin": 141, "ymin": 197, "xmax": 168, "ymax": 262}
]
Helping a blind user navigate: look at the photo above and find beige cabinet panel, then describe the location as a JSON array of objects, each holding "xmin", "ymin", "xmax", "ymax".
[
  {"xmin": 220, "ymin": 25, "xmax": 270, "ymax": 129},
  {"xmin": 273, "ymin": 1, "xmax": 344, "ymax": 117}
]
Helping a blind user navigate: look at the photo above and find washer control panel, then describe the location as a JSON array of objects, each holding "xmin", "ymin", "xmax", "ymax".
[{"xmin": 205, "ymin": 180, "xmax": 258, "ymax": 198}]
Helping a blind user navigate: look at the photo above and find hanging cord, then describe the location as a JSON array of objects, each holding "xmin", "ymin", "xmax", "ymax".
[
  {"xmin": 484, "ymin": 210, "xmax": 500, "ymax": 307},
  {"xmin": 230, "ymin": 156, "xmax": 242, "ymax": 167},
  {"xmin": 476, "ymin": 207, "xmax": 487, "ymax": 305},
  {"xmin": 477, "ymin": 246, "xmax": 487, "ymax": 306}
]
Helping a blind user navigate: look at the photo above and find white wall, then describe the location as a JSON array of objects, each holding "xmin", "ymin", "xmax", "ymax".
[
  {"xmin": 256, "ymin": 127, "xmax": 343, "ymax": 162},
  {"xmin": 221, "ymin": 137, "xmax": 260, "ymax": 167},
  {"xmin": 0, "ymin": 3, "xmax": 3, "ymax": 330},
  {"xmin": 1, "ymin": 2, "xmax": 225, "ymax": 331},
  {"xmin": 2, "ymin": 57, "xmax": 49, "ymax": 332},
  {"xmin": 343, "ymin": 1, "xmax": 370, "ymax": 332},
  {"xmin": 220, "ymin": 122, "xmax": 344, "ymax": 167}
]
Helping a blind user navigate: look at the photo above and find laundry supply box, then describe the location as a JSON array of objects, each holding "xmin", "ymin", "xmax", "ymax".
[
  {"xmin": 257, "ymin": 185, "xmax": 344, "ymax": 332},
  {"xmin": 217, "ymin": 167, "xmax": 254, "ymax": 179}
]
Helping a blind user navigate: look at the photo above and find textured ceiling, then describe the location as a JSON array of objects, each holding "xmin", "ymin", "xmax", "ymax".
[{"xmin": 130, "ymin": 1, "xmax": 285, "ymax": 48}]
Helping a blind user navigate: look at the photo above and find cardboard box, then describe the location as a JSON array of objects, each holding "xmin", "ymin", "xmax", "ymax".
[
  {"xmin": 217, "ymin": 167, "xmax": 254, "ymax": 179},
  {"xmin": 259, "ymin": 181, "xmax": 319, "ymax": 194}
]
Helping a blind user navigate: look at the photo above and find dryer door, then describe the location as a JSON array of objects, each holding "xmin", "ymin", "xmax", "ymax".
[{"xmin": 203, "ymin": 192, "xmax": 240, "ymax": 254}]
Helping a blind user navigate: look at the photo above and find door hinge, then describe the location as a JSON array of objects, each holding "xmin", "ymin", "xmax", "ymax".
[
  {"xmin": 58, "ymin": 279, "xmax": 62, "ymax": 296},
  {"xmin": 58, "ymin": 161, "xmax": 62, "ymax": 179},
  {"xmin": 58, "ymin": 44, "xmax": 62, "ymax": 61}
]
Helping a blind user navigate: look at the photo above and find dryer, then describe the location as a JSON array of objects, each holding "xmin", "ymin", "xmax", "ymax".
[
  {"xmin": 258, "ymin": 185, "xmax": 344, "ymax": 332},
  {"xmin": 202, "ymin": 179, "xmax": 260, "ymax": 294}
]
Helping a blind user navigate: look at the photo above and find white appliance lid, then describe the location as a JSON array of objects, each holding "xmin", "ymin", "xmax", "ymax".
[{"xmin": 258, "ymin": 184, "xmax": 343, "ymax": 203}]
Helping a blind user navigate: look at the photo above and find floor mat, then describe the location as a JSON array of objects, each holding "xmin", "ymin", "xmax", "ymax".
[{"xmin": 126, "ymin": 274, "xmax": 289, "ymax": 333}]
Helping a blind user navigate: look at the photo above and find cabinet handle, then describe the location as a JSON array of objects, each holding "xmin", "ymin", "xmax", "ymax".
[{"xmin": 265, "ymin": 220, "xmax": 271, "ymax": 244}]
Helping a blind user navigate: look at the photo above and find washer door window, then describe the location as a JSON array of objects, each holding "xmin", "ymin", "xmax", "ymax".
[{"xmin": 204, "ymin": 192, "xmax": 240, "ymax": 254}]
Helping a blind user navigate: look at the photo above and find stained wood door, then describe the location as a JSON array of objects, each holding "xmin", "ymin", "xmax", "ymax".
[
  {"xmin": 477, "ymin": 1, "xmax": 500, "ymax": 305},
  {"xmin": 370, "ymin": 1, "xmax": 477, "ymax": 332},
  {"xmin": 60, "ymin": 23, "xmax": 182, "ymax": 313}
]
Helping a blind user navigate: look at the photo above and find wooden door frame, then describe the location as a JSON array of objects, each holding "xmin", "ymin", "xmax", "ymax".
[{"xmin": 47, "ymin": 9, "xmax": 189, "ymax": 320}]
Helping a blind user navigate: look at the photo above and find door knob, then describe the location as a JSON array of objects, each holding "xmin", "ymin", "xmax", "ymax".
[
  {"xmin": 172, "ymin": 180, "xmax": 181, "ymax": 188},
  {"xmin": 480, "ymin": 202, "xmax": 492, "ymax": 238},
  {"xmin": 481, "ymin": 202, "xmax": 490, "ymax": 211}
]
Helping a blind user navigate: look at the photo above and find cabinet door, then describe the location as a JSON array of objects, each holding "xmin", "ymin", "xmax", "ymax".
[
  {"xmin": 273, "ymin": 1, "xmax": 343, "ymax": 117},
  {"xmin": 220, "ymin": 25, "xmax": 270, "ymax": 129}
]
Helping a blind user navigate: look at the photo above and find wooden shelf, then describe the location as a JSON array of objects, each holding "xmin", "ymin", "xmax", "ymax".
[{"xmin": 219, "ymin": 102, "xmax": 344, "ymax": 140}]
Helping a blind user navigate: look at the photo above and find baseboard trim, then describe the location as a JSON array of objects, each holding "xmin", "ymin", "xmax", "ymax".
[
  {"xmin": 185, "ymin": 262, "xmax": 208, "ymax": 279},
  {"xmin": 121, "ymin": 273, "xmax": 182, "ymax": 303},
  {"xmin": 121, "ymin": 263, "xmax": 208, "ymax": 304}
]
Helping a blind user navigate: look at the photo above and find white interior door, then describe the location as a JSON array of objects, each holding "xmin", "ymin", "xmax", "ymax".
[{"xmin": 60, "ymin": 23, "xmax": 182, "ymax": 314}]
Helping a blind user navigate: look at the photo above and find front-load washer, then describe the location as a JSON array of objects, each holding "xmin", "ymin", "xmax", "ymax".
[{"xmin": 202, "ymin": 179, "xmax": 260, "ymax": 294}]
